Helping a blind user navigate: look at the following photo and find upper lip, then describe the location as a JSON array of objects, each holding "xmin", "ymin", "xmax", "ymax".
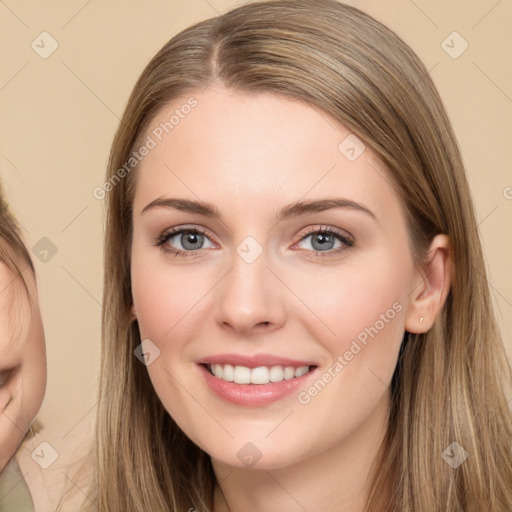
[{"xmin": 197, "ymin": 353, "xmax": 317, "ymax": 368}]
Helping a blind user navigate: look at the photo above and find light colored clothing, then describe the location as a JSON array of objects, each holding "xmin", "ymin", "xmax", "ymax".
[{"xmin": 0, "ymin": 457, "xmax": 35, "ymax": 512}]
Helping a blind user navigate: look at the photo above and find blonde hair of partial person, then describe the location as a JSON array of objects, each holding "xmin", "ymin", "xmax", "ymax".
[
  {"xmin": 0, "ymin": 176, "xmax": 35, "ymax": 337},
  {"xmin": 75, "ymin": 0, "xmax": 512, "ymax": 510}
]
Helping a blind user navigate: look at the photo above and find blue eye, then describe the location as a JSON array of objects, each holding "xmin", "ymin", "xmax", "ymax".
[
  {"xmin": 294, "ymin": 226, "xmax": 354, "ymax": 257},
  {"xmin": 154, "ymin": 225, "xmax": 354, "ymax": 258},
  {"xmin": 155, "ymin": 227, "xmax": 215, "ymax": 257}
]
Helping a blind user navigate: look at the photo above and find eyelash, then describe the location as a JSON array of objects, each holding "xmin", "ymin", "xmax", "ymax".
[{"xmin": 154, "ymin": 225, "xmax": 354, "ymax": 259}]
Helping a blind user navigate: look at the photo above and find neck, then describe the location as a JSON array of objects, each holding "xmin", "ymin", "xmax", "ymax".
[{"xmin": 212, "ymin": 390, "xmax": 391, "ymax": 512}]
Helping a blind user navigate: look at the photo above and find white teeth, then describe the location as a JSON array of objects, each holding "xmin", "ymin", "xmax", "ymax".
[
  {"xmin": 250, "ymin": 367, "xmax": 269, "ymax": 384},
  {"xmin": 222, "ymin": 364, "xmax": 234, "ymax": 381},
  {"xmin": 295, "ymin": 366, "xmax": 309, "ymax": 377},
  {"xmin": 233, "ymin": 366, "xmax": 251, "ymax": 384},
  {"xmin": 212, "ymin": 364, "xmax": 223, "ymax": 378},
  {"xmin": 269, "ymin": 366, "xmax": 283, "ymax": 382},
  {"xmin": 283, "ymin": 367, "xmax": 295, "ymax": 380},
  {"xmin": 208, "ymin": 364, "xmax": 312, "ymax": 384}
]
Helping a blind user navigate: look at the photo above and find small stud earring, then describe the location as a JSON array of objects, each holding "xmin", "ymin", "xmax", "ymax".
[{"xmin": 419, "ymin": 317, "xmax": 424, "ymax": 324}]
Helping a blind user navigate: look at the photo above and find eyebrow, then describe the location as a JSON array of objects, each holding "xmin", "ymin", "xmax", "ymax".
[{"xmin": 140, "ymin": 197, "xmax": 378, "ymax": 223}]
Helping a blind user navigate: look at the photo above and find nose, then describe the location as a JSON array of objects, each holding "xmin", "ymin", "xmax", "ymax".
[{"xmin": 214, "ymin": 248, "xmax": 287, "ymax": 337}]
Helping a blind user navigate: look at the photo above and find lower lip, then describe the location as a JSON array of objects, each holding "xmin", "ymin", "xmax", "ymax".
[{"xmin": 198, "ymin": 364, "xmax": 318, "ymax": 407}]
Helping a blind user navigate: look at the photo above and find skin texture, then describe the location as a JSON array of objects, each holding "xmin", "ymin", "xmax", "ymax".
[
  {"xmin": 0, "ymin": 261, "xmax": 46, "ymax": 473},
  {"xmin": 130, "ymin": 86, "xmax": 452, "ymax": 512}
]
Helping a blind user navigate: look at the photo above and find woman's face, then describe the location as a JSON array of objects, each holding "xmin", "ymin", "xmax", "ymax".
[
  {"xmin": 131, "ymin": 86, "xmax": 425, "ymax": 469},
  {"xmin": 0, "ymin": 262, "xmax": 46, "ymax": 472}
]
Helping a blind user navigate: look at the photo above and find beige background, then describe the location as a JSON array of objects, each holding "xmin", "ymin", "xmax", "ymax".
[{"xmin": 1, "ymin": 0, "xmax": 511, "ymax": 510}]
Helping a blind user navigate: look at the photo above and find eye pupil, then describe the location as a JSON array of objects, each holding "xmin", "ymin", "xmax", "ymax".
[
  {"xmin": 312, "ymin": 232, "xmax": 334, "ymax": 251},
  {"xmin": 159, "ymin": 226, "xmax": 349, "ymax": 257},
  {"xmin": 181, "ymin": 231, "xmax": 203, "ymax": 250}
]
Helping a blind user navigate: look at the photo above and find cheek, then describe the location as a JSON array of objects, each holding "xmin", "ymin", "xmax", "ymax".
[
  {"xmin": 285, "ymin": 257, "xmax": 409, "ymax": 354},
  {"xmin": 20, "ymin": 352, "xmax": 46, "ymax": 423},
  {"xmin": 285, "ymin": 265, "xmax": 408, "ymax": 448},
  {"xmin": 130, "ymin": 249, "xmax": 219, "ymax": 388},
  {"xmin": 131, "ymin": 222, "xmax": 228, "ymax": 339},
  {"xmin": 0, "ymin": 363, "xmax": 45, "ymax": 471},
  {"xmin": 131, "ymin": 261, "xmax": 205, "ymax": 343},
  {"xmin": 130, "ymin": 263, "xmax": 209, "ymax": 429}
]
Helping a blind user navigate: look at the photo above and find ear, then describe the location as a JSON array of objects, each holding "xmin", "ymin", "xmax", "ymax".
[
  {"xmin": 130, "ymin": 304, "xmax": 137, "ymax": 319},
  {"xmin": 405, "ymin": 234, "xmax": 454, "ymax": 334}
]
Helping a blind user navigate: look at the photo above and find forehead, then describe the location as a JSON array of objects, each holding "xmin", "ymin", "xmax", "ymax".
[{"xmin": 133, "ymin": 87, "xmax": 402, "ymax": 223}]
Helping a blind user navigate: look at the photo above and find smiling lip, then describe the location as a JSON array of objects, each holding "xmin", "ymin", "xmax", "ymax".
[
  {"xmin": 196, "ymin": 353, "xmax": 317, "ymax": 368},
  {"xmin": 196, "ymin": 353, "xmax": 319, "ymax": 407}
]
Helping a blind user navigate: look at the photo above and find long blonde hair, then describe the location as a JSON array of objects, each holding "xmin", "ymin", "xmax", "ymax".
[{"xmin": 86, "ymin": 0, "xmax": 512, "ymax": 510}]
